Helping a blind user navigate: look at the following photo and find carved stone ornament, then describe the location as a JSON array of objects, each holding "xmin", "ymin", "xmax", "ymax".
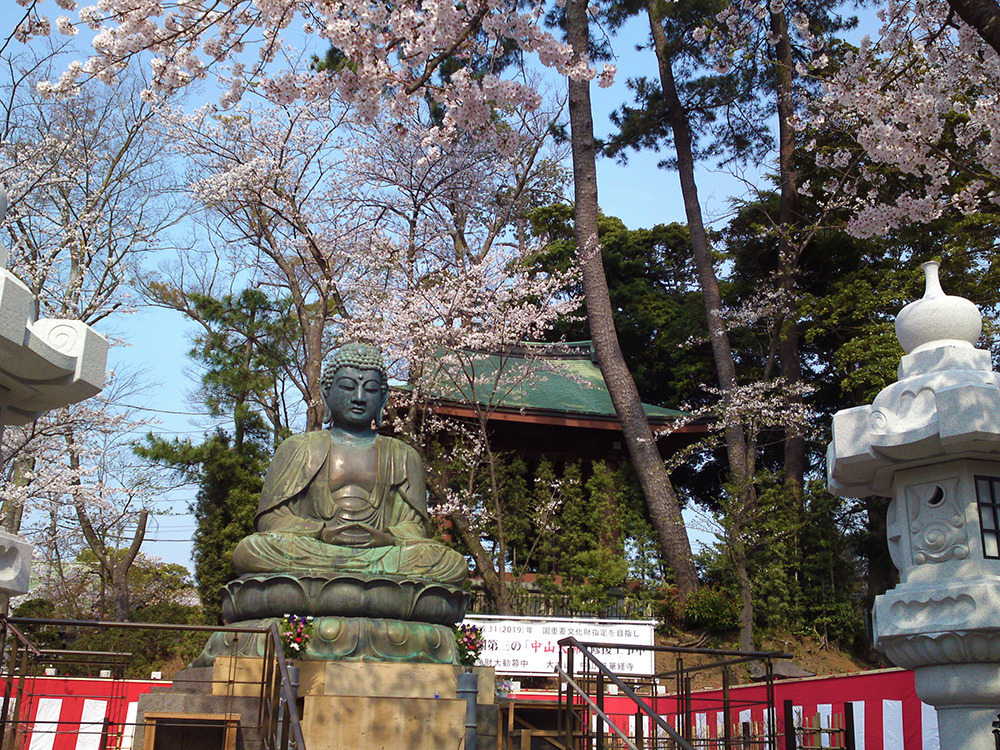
[
  {"xmin": 895, "ymin": 261, "xmax": 981, "ymax": 354},
  {"xmin": 828, "ymin": 262, "xmax": 997, "ymax": 497},
  {"xmin": 0, "ymin": 531, "xmax": 32, "ymax": 596},
  {"xmin": 0, "ymin": 251, "xmax": 108, "ymax": 423},
  {"xmin": 905, "ymin": 478, "xmax": 968, "ymax": 566},
  {"xmin": 221, "ymin": 573, "xmax": 468, "ymax": 625},
  {"xmin": 873, "ymin": 579, "xmax": 1000, "ymax": 668},
  {"xmin": 192, "ymin": 616, "xmax": 459, "ymax": 667}
]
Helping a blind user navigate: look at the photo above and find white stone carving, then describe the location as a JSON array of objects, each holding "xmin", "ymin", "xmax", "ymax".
[
  {"xmin": 828, "ymin": 261, "xmax": 1000, "ymax": 750},
  {"xmin": 895, "ymin": 261, "xmax": 981, "ymax": 354},
  {"xmin": 0, "ymin": 262, "xmax": 108, "ymax": 425},
  {"xmin": 0, "ymin": 531, "xmax": 33, "ymax": 596},
  {"xmin": 904, "ymin": 477, "xmax": 967, "ymax": 565}
]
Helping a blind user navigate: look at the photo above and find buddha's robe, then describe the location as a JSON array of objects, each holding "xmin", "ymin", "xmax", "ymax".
[{"xmin": 232, "ymin": 431, "xmax": 468, "ymax": 584}]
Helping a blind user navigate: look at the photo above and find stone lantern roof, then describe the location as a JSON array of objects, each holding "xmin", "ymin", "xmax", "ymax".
[
  {"xmin": 0, "ymin": 189, "xmax": 108, "ymax": 425},
  {"xmin": 827, "ymin": 261, "xmax": 1000, "ymax": 497}
]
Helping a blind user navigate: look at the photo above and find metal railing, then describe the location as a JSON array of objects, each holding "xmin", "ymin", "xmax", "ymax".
[
  {"xmin": 0, "ymin": 616, "xmax": 306, "ymax": 750},
  {"xmin": 261, "ymin": 622, "xmax": 307, "ymax": 750},
  {"xmin": 557, "ymin": 637, "xmax": 789, "ymax": 750},
  {"xmin": 468, "ymin": 588, "xmax": 658, "ymax": 621}
]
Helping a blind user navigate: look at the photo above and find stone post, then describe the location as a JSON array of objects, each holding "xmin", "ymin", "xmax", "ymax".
[{"xmin": 828, "ymin": 261, "xmax": 1000, "ymax": 750}]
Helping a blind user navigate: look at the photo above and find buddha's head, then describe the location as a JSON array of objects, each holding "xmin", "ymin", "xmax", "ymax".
[{"xmin": 321, "ymin": 343, "xmax": 390, "ymax": 430}]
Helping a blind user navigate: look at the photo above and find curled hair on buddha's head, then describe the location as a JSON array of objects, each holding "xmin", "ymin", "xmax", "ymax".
[{"xmin": 321, "ymin": 342, "xmax": 390, "ymax": 427}]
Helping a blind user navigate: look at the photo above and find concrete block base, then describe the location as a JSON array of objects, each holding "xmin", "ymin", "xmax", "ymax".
[
  {"xmin": 300, "ymin": 661, "xmax": 496, "ymax": 750},
  {"xmin": 303, "ymin": 694, "xmax": 466, "ymax": 750},
  {"xmin": 156, "ymin": 659, "xmax": 497, "ymax": 750}
]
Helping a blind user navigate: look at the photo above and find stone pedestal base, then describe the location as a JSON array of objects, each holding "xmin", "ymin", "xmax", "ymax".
[
  {"xmin": 299, "ymin": 661, "xmax": 497, "ymax": 750},
  {"xmin": 192, "ymin": 616, "xmax": 459, "ymax": 667},
  {"xmin": 875, "ymin": 579, "xmax": 1000, "ymax": 750},
  {"xmin": 139, "ymin": 659, "xmax": 497, "ymax": 750},
  {"xmin": 934, "ymin": 706, "xmax": 999, "ymax": 750},
  {"xmin": 913, "ymin": 663, "xmax": 1000, "ymax": 750},
  {"xmin": 304, "ymin": 695, "xmax": 466, "ymax": 750}
]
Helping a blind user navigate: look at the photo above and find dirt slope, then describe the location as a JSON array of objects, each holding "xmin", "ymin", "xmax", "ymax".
[{"xmin": 654, "ymin": 631, "xmax": 878, "ymax": 691}]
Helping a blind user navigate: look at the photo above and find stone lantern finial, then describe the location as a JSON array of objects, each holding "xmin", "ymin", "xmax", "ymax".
[{"xmin": 895, "ymin": 261, "xmax": 981, "ymax": 354}]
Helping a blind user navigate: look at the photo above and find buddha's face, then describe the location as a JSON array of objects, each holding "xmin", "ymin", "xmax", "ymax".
[{"xmin": 325, "ymin": 366, "xmax": 385, "ymax": 431}]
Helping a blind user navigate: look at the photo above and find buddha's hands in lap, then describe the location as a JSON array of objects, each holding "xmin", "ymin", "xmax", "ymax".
[{"xmin": 321, "ymin": 523, "xmax": 395, "ymax": 548}]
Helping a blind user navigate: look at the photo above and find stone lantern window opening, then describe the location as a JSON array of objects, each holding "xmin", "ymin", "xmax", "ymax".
[{"xmin": 974, "ymin": 475, "xmax": 1000, "ymax": 558}]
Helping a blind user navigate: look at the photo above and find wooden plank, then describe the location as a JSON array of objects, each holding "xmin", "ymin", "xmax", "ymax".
[{"xmin": 142, "ymin": 712, "xmax": 241, "ymax": 750}]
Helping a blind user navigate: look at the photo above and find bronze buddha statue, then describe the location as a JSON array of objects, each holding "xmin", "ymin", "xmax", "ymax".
[
  {"xmin": 196, "ymin": 343, "xmax": 468, "ymax": 665},
  {"xmin": 232, "ymin": 343, "xmax": 467, "ymax": 584}
]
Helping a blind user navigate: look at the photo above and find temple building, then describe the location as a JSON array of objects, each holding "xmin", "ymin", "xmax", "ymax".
[{"xmin": 406, "ymin": 340, "xmax": 710, "ymax": 462}]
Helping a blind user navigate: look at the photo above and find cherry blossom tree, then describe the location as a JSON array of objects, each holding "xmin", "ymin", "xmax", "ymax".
[
  {"xmin": 140, "ymin": 67, "xmax": 576, "ymax": 610},
  {"xmin": 340, "ymin": 106, "xmax": 578, "ymax": 614},
  {"xmin": 942, "ymin": 0, "xmax": 1000, "ymax": 55},
  {"xmin": 0, "ymin": 46, "xmax": 182, "ymax": 618},
  {"xmin": 152, "ymin": 91, "xmax": 569, "ymax": 429},
  {"xmin": 147, "ymin": 95, "xmax": 364, "ymax": 430},
  {"xmin": 17, "ymin": 0, "xmax": 721, "ymax": 607},
  {"xmin": 12, "ymin": 0, "xmax": 601, "ymax": 145},
  {"xmin": 340, "ymin": 98, "xmax": 568, "ymax": 266},
  {"xmin": 2, "ymin": 50, "xmax": 180, "ymax": 323},
  {"xmin": 811, "ymin": 0, "xmax": 1000, "ymax": 239},
  {"xmin": 2, "ymin": 373, "xmax": 163, "ymax": 621}
]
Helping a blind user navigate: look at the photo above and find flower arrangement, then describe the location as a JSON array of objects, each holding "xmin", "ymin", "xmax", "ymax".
[
  {"xmin": 495, "ymin": 678, "xmax": 515, "ymax": 698},
  {"xmin": 280, "ymin": 614, "xmax": 314, "ymax": 660},
  {"xmin": 455, "ymin": 623, "xmax": 484, "ymax": 667}
]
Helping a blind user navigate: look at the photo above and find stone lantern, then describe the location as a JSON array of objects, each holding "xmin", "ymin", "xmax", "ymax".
[
  {"xmin": 828, "ymin": 261, "xmax": 1000, "ymax": 750},
  {"xmin": 0, "ymin": 188, "xmax": 109, "ymax": 602}
]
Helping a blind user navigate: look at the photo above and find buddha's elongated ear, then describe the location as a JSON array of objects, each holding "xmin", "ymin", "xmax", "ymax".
[
  {"xmin": 374, "ymin": 384, "xmax": 389, "ymax": 428},
  {"xmin": 322, "ymin": 384, "xmax": 333, "ymax": 425}
]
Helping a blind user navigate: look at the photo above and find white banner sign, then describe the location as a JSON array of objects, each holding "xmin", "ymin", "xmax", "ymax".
[{"xmin": 463, "ymin": 615, "xmax": 656, "ymax": 677}]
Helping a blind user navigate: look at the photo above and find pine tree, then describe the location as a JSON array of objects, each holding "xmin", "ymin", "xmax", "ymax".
[
  {"xmin": 139, "ymin": 432, "xmax": 266, "ymax": 624},
  {"xmin": 137, "ymin": 288, "xmax": 296, "ymax": 622}
]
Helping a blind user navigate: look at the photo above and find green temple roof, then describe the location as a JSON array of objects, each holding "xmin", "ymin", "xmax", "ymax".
[{"xmin": 422, "ymin": 341, "xmax": 685, "ymax": 423}]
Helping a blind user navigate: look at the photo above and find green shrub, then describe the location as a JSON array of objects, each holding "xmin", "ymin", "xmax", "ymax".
[
  {"xmin": 565, "ymin": 548, "xmax": 628, "ymax": 614},
  {"xmin": 681, "ymin": 587, "xmax": 740, "ymax": 633}
]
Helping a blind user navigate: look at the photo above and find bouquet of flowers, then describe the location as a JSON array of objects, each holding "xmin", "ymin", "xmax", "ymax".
[
  {"xmin": 280, "ymin": 614, "xmax": 314, "ymax": 660},
  {"xmin": 455, "ymin": 623, "xmax": 484, "ymax": 667},
  {"xmin": 495, "ymin": 678, "xmax": 515, "ymax": 698}
]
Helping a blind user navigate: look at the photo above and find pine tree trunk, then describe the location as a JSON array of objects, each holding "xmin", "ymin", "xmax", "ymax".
[
  {"xmin": 771, "ymin": 9, "xmax": 807, "ymax": 500},
  {"xmin": 946, "ymin": 0, "xmax": 1000, "ymax": 55},
  {"xmin": 644, "ymin": 0, "xmax": 756, "ymax": 641},
  {"xmin": 566, "ymin": 0, "xmax": 698, "ymax": 597}
]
